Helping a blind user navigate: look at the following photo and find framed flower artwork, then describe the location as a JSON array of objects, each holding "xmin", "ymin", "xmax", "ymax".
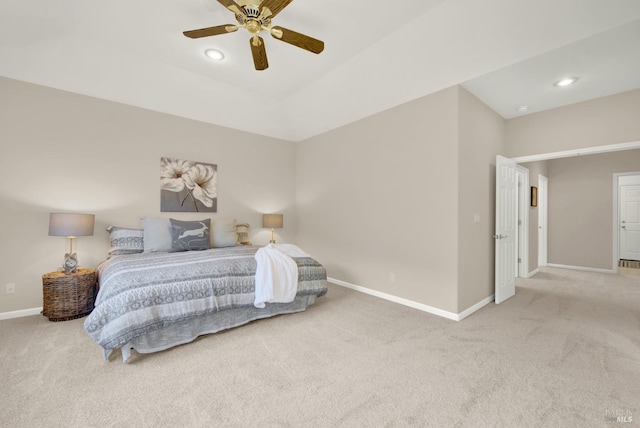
[{"xmin": 160, "ymin": 157, "xmax": 218, "ymax": 212}]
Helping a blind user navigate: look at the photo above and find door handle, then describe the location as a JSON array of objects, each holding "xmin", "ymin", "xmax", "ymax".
[{"xmin": 493, "ymin": 234, "xmax": 507, "ymax": 240}]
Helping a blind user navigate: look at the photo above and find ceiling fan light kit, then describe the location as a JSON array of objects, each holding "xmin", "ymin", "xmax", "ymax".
[{"xmin": 183, "ymin": 0, "xmax": 324, "ymax": 71}]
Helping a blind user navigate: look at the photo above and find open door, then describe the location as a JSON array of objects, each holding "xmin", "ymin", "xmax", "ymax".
[
  {"xmin": 620, "ymin": 181, "xmax": 640, "ymax": 261},
  {"xmin": 495, "ymin": 155, "xmax": 517, "ymax": 303}
]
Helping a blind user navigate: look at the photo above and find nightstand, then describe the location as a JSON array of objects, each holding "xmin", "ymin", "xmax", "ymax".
[{"xmin": 42, "ymin": 268, "xmax": 98, "ymax": 322}]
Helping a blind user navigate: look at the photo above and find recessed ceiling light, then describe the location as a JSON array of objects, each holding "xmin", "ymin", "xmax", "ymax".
[
  {"xmin": 517, "ymin": 105, "xmax": 529, "ymax": 113},
  {"xmin": 204, "ymin": 49, "xmax": 225, "ymax": 61},
  {"xmin": 554, "ymin": 77, "xmax": 578, "ymax": 87}
]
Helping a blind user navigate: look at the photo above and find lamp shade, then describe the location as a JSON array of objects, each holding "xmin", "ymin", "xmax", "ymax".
[
  {"xmin": 48, "ymin": 213, "xmax": 95, "ymax": 237},
  {"xmin": 262, "ymin": 214, "xmax": 283, "ymax": 229}
]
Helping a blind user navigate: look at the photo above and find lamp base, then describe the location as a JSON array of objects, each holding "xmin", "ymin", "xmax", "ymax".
[{"xmin": 63, "ymin": 253, "xmax": 78, "ymax": 275}]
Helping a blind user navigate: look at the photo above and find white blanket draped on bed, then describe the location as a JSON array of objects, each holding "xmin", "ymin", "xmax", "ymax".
[{"xmin": 254, "ymin": 244, "xmax": 310, "ymax": 308}]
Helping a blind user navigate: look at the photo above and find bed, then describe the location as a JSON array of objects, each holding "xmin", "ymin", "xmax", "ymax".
[{"xmin": 83, "ymin": 244, "xmax": 328, "ymax": 363}]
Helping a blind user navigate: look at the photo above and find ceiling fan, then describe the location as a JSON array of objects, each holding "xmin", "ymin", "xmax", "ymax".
[{"xmin": 183, "ymin": 0, "xmax": 324, "ymax": 71}]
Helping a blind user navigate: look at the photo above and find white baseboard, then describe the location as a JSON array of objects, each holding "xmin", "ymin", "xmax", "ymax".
[
  {"xmin": 546, "ymin": 263, "xmax": 615, "ymax": 274},
  {"xmin": 457, "ymin": 295, "xmax": 495, "ymax": 321},
  {"xmin": 526, "ymin": 268, "xmax": 539, "ymax": 278},
  {"xmin": 327, "ymin": 277, "xmax": 494, "ymax": 322},
  {"xmin": 0, "ymin": 307, "xmax": 43, "ymax": 321},
  {"xmin": 1, "ymin": 278, "xmax": 500, "ymax": 323}
]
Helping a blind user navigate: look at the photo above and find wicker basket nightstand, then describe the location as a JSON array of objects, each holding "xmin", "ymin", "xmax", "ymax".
[{"xmin": 42, "ymin": 268, "xmax": 97, "ymax": 322}]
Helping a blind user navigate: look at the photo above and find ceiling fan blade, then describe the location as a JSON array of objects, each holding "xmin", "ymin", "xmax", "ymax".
[
  {"xmin": 217, "ymin": 0, "xmax": 245, "ymax": 16},
  {"xmin": 250, "ymin": 36, "xmax": 269, "ymax": 70},
  {"xmin": 270, "ymin": 26, "xmax": 324, "ymax": 54},
  {"xmin": 260, "ymin": 0, "xmax": 294, "ymax": 19},
  {"xmin": 183, "ymin": 25, "xmax": 238, "ymax": 39}
]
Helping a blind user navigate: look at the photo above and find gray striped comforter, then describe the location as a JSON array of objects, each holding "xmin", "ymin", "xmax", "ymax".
[{"xmin": 83, "ymin": 246, "xmax": 328, "ymax": 351}]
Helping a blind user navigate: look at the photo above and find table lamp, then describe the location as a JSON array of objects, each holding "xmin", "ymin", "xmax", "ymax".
[
  {"xmin": 262, "ymin": 214, "xmax": 283, "ymax": 244},
  {"xmin": 48, "ymin": 213, "xmax": 95, "ymax": 274}
]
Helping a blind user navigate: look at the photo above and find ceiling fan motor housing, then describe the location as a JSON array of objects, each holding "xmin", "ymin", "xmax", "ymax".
[
  {"xmin": 242, "ymin": 5, "xmax": 260, "ymax": 18},
  {"xmin": 235, "ymin": 5, "xmax": 270, "ymax": 30}
]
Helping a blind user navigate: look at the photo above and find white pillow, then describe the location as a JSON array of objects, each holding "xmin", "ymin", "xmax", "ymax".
[
  {"xmin": 212, "ymin": 218, "xmax": 238, "ymax": 248},
  {"xmin": 141, "ymin": 217, "xmax": 172, "ymax": 252}
]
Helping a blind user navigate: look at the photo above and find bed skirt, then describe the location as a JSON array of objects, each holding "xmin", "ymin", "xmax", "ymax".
[{"xmin": 108, "ymin": 293, "xmax": 321, "ymax": 363}]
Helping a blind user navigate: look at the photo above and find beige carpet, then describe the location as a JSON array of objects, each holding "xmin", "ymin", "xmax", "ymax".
[{"xmin": 1, "ymin": 267, "xmax": 639, "ymax": 427}]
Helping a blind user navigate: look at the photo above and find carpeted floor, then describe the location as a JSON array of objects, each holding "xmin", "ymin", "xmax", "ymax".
[{"xmin": 1, "ymin": 267, "xmax": 638, "ymax": 427}]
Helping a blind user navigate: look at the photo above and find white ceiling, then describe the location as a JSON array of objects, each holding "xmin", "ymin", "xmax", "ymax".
[
  {"xmin": 462, "ymin": 18, "xmax": 640, "ymax": 119},
  {"xmin": 1, "ymin": 0, "xmax": 639, "ymax": 142}
]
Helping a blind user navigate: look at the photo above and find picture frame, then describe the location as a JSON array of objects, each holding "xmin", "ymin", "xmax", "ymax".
[
  {"xmin": 160, "ymin": 157, "xmax": 218, "ymax": 213},
  {"xmin": 531, "ymin": 186, "xmax": 538, "ymax": 207}
]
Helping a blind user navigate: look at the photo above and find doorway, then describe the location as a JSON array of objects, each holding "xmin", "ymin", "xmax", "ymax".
[
  {"xmin": 496, "ymin": 141, "xmax": 640, "ymax": 303},
  {"xmin": 615, "ymin": 173, "xmax": 640, "ymax": 265}
]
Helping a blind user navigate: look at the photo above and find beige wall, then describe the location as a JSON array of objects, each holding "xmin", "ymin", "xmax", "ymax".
[
  {"xmin": 296, "ymin": 87, "xmax": 462, "ymax": 313},
  {"xmin": 546, "ymin": 150, "xmax": 640, "ymax": 270},
  {"xmin": 296, "ymin": 86, "xmax": 506, "ymax": 314},
  {"xmin": 4, "ymin": 74, "xmax": 638, "ymax": 317},
  {"xmin": 506, "ymin": 89, "xmax": 640, "ymax": 158},
  {"xmin": 457, "ymin": 88, "xmax": 506, "ymax": 311},
  {"xmin": 0, "ymin": 77, "xmax": 296, "ymax": 314},
  {"xmin": 3, "ymin": 80, "xmax": 507, "ymax": 317}
]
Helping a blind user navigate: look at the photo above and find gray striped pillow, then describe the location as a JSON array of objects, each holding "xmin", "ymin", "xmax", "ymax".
[{"xmin": 106, "ymin": 226, "xmax": 144, "ymax": 256}]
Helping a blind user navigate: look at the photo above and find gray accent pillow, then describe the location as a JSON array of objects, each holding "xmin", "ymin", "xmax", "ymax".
[
  {"xmin": 106, "ymin": 226, "xmax": 144, "ymax": 256},
  {"xmin": 170, "ymin": 218, "xmax": 211, "ymax": 252},
  {"xmin": 141, "ymin": 217, "xmax": 173, "ymax": 252}
]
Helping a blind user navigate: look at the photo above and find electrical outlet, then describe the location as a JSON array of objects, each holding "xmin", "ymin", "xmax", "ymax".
[
  {"xmin": 389, "ymin": 273, "xmax": 395, "ymax": 282},
  {"xmin": 6, "ymin": 283, "xmax": 15, "ymax": 294}
]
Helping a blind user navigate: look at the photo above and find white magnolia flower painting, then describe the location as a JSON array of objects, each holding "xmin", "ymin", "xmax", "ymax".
[{"xmin": 160, "ymin": 157, "xmax": 218, "ymax": 212}]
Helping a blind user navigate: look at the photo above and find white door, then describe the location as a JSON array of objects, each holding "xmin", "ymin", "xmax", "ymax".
[
  {"xmin": 495, "ymin": 156, "xmax": 517, "ymax": 304},
  {"xmin": 538, "ymin": 175, "xmax": 548, "ymax": 267},
  {"xmin": 620, "ymin": 184, "xmax": 640, "ymax": 261}
]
